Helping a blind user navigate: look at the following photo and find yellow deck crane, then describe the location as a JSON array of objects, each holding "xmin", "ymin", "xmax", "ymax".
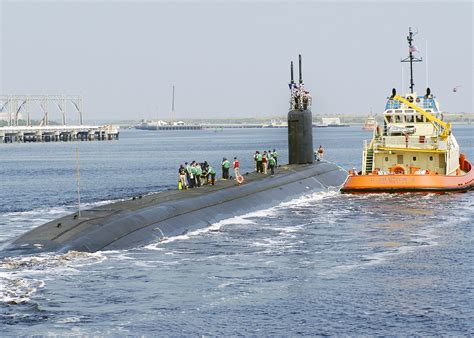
[{"xmin": 392, "ymin": 94, "xmax": 451, "ymax": 140}]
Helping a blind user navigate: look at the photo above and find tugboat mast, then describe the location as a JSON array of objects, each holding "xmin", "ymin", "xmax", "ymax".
[{"xmin": 401, "ymin": 27, "xmax": 422, "ymax": 94}]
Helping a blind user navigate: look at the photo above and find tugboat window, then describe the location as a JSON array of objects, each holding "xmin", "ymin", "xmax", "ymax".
[
  {"xmin": 386, "ymin": 116, "xmax": 392, "ymax": 123},
  {"xmin": 416, "ymin": 115, "xmax": 424, "ymax": 122},
  {"xmin": 385, "ymin": 157, "xmax": 389, "ymax": 162},
  {"xmin": 413, "ymin": 156, "xmax": 417, "ymax": 161},
  {"xmin": 395, "ymin": 115, "xmax": 402, "ymax": 123},
  {"xmin": 406, "ymin": 115, "xmax": 414, "ymax": 122},
  {"xmin": 397, "ymin": 155, "xmax": 403, "ymax": 164},
  {"xmin": 429, "ymin": 156, "xmax": 433, "ymax": 161}
]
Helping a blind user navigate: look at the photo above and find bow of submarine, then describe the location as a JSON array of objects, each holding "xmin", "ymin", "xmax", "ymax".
[{"xmin": 2, "ymin": 161, "xmax": 347, "ymax": 255}]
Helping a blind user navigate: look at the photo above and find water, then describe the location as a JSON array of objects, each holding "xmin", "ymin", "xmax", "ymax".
[{"xmin": 0, "ymin": 126, "xmax": 473, "ymax": 335}]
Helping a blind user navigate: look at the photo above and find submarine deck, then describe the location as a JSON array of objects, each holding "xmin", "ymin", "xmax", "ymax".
[
  {"xmin": 8, "ymin": 161, "xmax": 347, "ymax": 253},
  {"xmin": 20, "ymin": 164, "xmax": 306, "ymax": 235}
]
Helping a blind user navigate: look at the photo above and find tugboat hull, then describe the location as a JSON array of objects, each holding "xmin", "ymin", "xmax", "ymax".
[{"xmin": 341, "ymin": 157, "xmax": 474, "ymax": 193}]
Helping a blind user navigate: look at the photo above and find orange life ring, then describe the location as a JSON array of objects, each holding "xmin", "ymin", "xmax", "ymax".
[
  {"xmin": 389, "ymin": 165, "xmax": 406, "ymax": 174},
  {"xmin": 237, "ymin": 175, "xmax": 244, "ymax": 184}
]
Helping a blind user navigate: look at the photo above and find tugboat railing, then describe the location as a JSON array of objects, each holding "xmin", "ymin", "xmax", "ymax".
[
  {"xmin": 373, "ymin": 136, "xmax": 443, "ymax": 151},
  {"xmin": 362, "ymin": 139, "xmax": 368, "ymax": 174},
  {"xmin": 374, "ymin": 137, "xmax": 444, "ymax": 151}
]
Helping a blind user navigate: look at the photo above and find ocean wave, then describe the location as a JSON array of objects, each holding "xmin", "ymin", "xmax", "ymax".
[{"xmin": 0, "ymin": 251, "xmax": 106, "ymax": 305}]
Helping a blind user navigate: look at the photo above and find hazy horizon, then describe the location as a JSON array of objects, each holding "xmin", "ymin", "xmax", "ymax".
[{"xmin": 1, "ymin": 1, "xmax": 472, "ymax": 123}]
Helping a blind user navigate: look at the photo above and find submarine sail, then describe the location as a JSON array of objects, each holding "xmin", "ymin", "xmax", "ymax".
[{"xmin": 288, "ymin": 54, "xmax": 314, "ymax": 164}]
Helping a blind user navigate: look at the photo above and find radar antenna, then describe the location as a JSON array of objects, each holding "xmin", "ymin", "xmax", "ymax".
[{"xmin": 401, "ymin": 27, "xmax": 423, "ymax": 94}]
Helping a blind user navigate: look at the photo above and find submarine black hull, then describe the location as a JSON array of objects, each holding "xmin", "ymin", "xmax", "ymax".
[{"xmin": 4, "ymin": 161, "xmax": 347, "ymax": 255}]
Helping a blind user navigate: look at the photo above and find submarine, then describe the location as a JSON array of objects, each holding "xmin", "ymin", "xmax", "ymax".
[{"xmin": 3, "ymin": 55, "xmax": 348, "ymax": 255}]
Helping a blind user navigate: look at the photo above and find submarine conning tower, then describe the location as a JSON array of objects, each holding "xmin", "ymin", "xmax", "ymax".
[{"xmin": 288, "ymin": 54, "xmax": 314, "ymax": 164}]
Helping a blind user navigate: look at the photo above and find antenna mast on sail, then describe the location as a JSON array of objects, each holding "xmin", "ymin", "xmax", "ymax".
[{"xmin": 401, "ymin": 27, "xmax": 423, "ymax": 94}]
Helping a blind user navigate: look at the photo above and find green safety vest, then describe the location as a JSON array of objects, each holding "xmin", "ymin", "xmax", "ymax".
[
  {"xmin": 269, "ymin": 157, "xmax": 276, "ymax": 166},
  {"xmin": 257, "ymin": 154, "xmax": 262, "ymax": 161},
  {"xmin": 190, "ymin": 167, "xmax": 197, "ymax": 175},
  {"xmin": 273, "ymin": 152, "xmax": 278, "ymax": 158},
  {"xmin": 196, "ymin": 167, "xmax": 202, "ymax": 175},
  {"xmin": 223, "ymin": 160, "xmax": 230, "ymax": 169},
  {"xmin": 209, "ymin": 167, "xmax": 216, "ymax": 175}
]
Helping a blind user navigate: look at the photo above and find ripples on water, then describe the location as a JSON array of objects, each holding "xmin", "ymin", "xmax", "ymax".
[{"xmin": 0, "ymin": 127, "xmax": 473, "ymax": 335}]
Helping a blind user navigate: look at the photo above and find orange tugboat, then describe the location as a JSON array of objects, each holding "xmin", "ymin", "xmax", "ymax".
[{"xmin": 342, "ymin": 28, "xmax": 474, "ymax": 193}]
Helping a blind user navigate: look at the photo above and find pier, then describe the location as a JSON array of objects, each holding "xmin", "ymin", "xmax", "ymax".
[
  {"xmin": 0, "ymin": 95, "xmax": 119, "ymax": 143},
  {"xmin": 0, "ymin": 125, "xmax": 119, "ymax": 143},
  {"xmin": 135, "ymin": 122, "xmax": 286, "ymax": 130}
]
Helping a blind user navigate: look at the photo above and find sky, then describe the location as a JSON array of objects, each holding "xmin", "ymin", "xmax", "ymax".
[{"xmin": 0, "ymin": 0, "xmax": 472, "ymax": 122}]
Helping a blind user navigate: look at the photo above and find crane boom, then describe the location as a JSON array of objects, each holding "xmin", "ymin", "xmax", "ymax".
[{"xmin": 392, "ymin": 94, "xmax": 451, "ymax": 139}]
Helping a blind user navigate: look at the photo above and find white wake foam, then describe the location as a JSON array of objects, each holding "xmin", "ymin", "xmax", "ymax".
[
  {"xmin": 145, "ymin": 189, "xmax": 339, "ymax": 250},
  {"xmin": 0, "ymin": 251, "xmax": 106, "ymax": 305}
]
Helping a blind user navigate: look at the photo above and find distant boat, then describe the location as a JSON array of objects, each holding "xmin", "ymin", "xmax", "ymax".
[
  {"xmin": 266, "ymin": 119, "xmax": 288, "ymax": 128},
  {"xmin": 314, "ymin": 117, "xmax": 349, "ymax": 127},
  {"xmin": 362, "ymin": 116, "xmax": 377, "ymax": 130}
]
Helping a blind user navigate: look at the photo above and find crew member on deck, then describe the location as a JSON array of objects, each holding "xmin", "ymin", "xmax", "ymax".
[
  {"xmin": 256, "ymin": 151, "xmax": 263, "ymax": 173},
  {"xmin": 233, "ymin": 157, "xmax": 240, "ymax": 180},
  {"xmin": 185, "ymin": 162, "xmax": 191, "ymax": 186},
  {"xmin": 195, "ymin": 162, "xmax": 203, "ymax": 187},
  {"xmin": 317, "ymin": 145, "xmax": 324, "ymax": 161},
  {"xmin": 272, "ymin": 149, "xmax": 278, "ymax": 166},
  {"xmin": 254, "ymin": 151, "xmax": 259, "ymax": 171},
  {"xmin": 262, "ymin": 151, "xmax": 268, "ymax": 174},
  {"xmin": 208, "ymin": 165, "xmax": 216, "ymax": 185},
  {"xmin": 202, "ymin": 161, "xmax": 210, "ymax": 184},
  {"xmin": 222, "ymin": 158, "xmax": 230, "ymax": 179},
  {"xmin": 189, "ymin": 161, "xmax": 197, "ymax": 188},
  {"xmin": 268, "ymin": 155, "xmax": 276, "ymax": 176},
  {"xmin": 178, "ymin": 165, "xmax": 188, "ymax": 190}
]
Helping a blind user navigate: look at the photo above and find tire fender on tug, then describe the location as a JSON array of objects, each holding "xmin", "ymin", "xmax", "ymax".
[{"xmin": 389, "ymin": 165, "xmax": 406, "ymax": 174}]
